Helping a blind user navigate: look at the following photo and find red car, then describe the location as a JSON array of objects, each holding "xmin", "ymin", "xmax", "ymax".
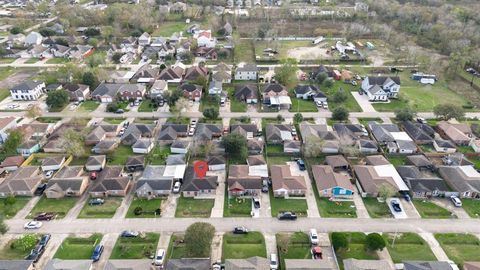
[
  {"xmin": 34, "ymin": 212, "xmax": 56, "ymax": 221},
  {"xmin": 90, "ymin": 171, "xmax": 97, "ymax": 180}
]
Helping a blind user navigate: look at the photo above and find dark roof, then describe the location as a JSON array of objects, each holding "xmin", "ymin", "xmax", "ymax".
[
  {"xmin": 231, "ymin": 124, "xmax": 258, "ymax": 135},
  {"xmin": 63, "ymin": 83, "xmax": 89, "ymax": 93},
  {"xmin": 166, "ymin": 258, "xmax": 211, "ymax": 270},
  {"xmin": 403, "ymin": 121, "xmax": 434, "ymax": 142},
  {"xmin": 180, "ymin": 84, "xmax": 202, "ymax": 93},
  {"xmin": 294, "ymin": 84, "xmax": 318, "ymax": 95},
  {"xmin": 263, "ymin": 83, "xmax": 287, "ymax": 93},
  {"xmin": 184, "ymin": 66, "xmax": 208, "ymax": 81},
  {"xmin": 406, "ymin": 155, "xmax": 433, "ymax": 168},
  {"xmin": 135, "ymin": 179, "xmax": 172, "ymax": 191},
  {"xmin": 0, "ymin": 260, "xmax": 33, "ymax": 270},
  {"xmin": 367, "ymin": 76, "xmax": 401, "ymax": 85},
  {"xmin": 182, "ymin": 166, "xmax": 218, "ymax": 192},
  {"xmin": 86, "ymin": 155, "xmax": 106, "ymax": 167},
  {"xmin": 434, "ymin": 139, "xmax": 456, "ymax": 148},
  {"xmin": 397, "ymin": 166, "xmax": 449, "ymax": 193},
  {"xmin": 234, "ymin": 84, "xmax": 258, "ymax": 101},
  {"xmin": 208, "ymin": 155, "xmax": 225, "ymax": 165},
  {"xmin": 126, "ymin": 155, "xmax": 145, "ymax": 167},
  {"xmin": 194, "ymin": 124, "xmax": 222, "ymax": 141},
  {"xmin": 369, "ymin": 122, "xmax": 399, "ymax": 142},
  {"xmin": 403, "ymin": 261, "xmax": 455, "ymax": 270},
  {"xmin": 11, "ymin": 80, "xmax": 43, "ymax": 91},
  {"xmin": 325, "ymin": 155, "xmax": 349, "ymax": 168}
]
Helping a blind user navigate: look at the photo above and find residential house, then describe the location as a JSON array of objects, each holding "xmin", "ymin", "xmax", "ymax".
[
  {"xmin": 212, "ymin": 62, "xmax": 232, "ymax": 83},
  {"xmin": 433, "ymin": 139, "xmax": 457, "ymax": 153},
  {"xmin": 8, "ymin": 33, "xmax": 25, "ymax": 45},
  {"xmin": 90, "ymin": 166, "xmax": 130, "ymax": 197},
  {"xmin": 195, "ymin": 124, "xmax": 223, "ymax": 141},
  {"xmin": 397, "ymin": 166, "xmax": 451, "ymax": 198},
  {"xmin": 85, "ymin": 155, "xmax": 106, "ymax": 171},
  {"xmin": 45, "ymin": 166, "xmax": 89, "ymax": 198},
  {"xmin": 17, "ymin": 140, "xmax": 41, "ymax": 157},
  {"xmin": 68, "ymin": 45, "xmax": 95, "ymax": 59},
  {"xmin": 0, "ymin": 166, "xmax": 43, "ymax": 197},
  {"xmin": 91, "ymin": 83, "xmax": 124, "ymax": 103},
  {"xmin": 312, "ymin": 165, "xmax": 354, "ymax": 199},
  {"xmin": 130, "ymin": 65, "xmax": 159, "ymax": 84},
  {"xmin": 135, "ymin": 165, "xmax": 174, "ymax": 198},
  {"xmin": 406, "ymin": 155, "xmax": 434, "ymax": 170},
  {"xmin": 403, "ymin": 121, "xmax": 435, "ymax": 144},
  {"xmin": 24, "ymin": 31, "xmax": 43, "ymax": 46},
  {"xmin": 85, "ymin": 125, "xmax": 120, "ymax": 145},
  {"xmin": 117, "ymin": 84, "xmax": 146, "ymax": 101},
  {"xmin": 0, "ymin": 260, "xmax": 33, "ymax": 270},
  {"xmin": 44, "ymin": 259, "xmax": 92, "ymax": 270},
  {"xmin": 62, "ymin": 84, "xmax": 90, "ymax": 101},
  {"xmin": 45, "ymin": 84, "xmax": 62, "ymax": 92},
  {"xmin": 208, "ymin": 80, "xmax": 223, "ymax": 95},
  {"xmin": 247, "ymin": 155, "xmax": 269, "ymax": 178},
  {"xmin": 195, "ymin": 47, "xmax": 218, "ymax": 60},
  {"xmin": 157, "ymin": 124, "xmax": 189, "ymax": 145},
  {"xmin": 353, "ymin": 161, "xmax": 409, "ymax": 197},
  {"xmin": 224, "ymin": 257, "xmax": 270, "ymax": 270},
  {"xmin": 358, "ymin": 139, "xmax": 378, "ymax": 153},
  {"xmin": 181, "ymin": 166, "xmax": 218, "ymax": 197},
  {"xmin": 208, "ymin": 155, "xmax": 226, "ymax": 171},
  {"xmin": 28, "ymin": 44, "xmax": 49, "ymax": 58},
  {"xmin": 150, "ymin": 80, "xmax": 168, "ymax": 99},
  {"xmin": 132, "ymin": 139, "xmax": 154, "ymax": 154},
  {"xmin": 92, "ymin": 140, "xmax": 119, "ymax": 154},
  {"xmin": 0, "ymin": 117, "xmax": 17, "ymax": 144},
  {"xmin": 234, "ymin": 84, "xmax": 258, "ymax": 104},
  {"xmin": 262, "ymin": 84, "xmax": 291, "ymax": 109},
  {"xmin": 361, "ymin": 76, "xmax": 400, "ymax": 101},
  {"xmin": 50, "ymin": 44, "xmax": 71, "ymax": 58},
  {"xmin": 126, "ymin": 155, "xmax": 145, "ymax": 172},
  {"xmin": 266, "ymin": 124, "xmax": 294, "ymax": 144},
  {"xmin": 369, "ymin": 122, "xmax": 416, "ymax": 153},
  {"xmin": 403, "ymin": 261, "xmax": 456, "ymax": 270},
  {"xmin": 294, "ymin": 85, "xmax": 319, "ymax": 99},
  {"xmin": 235, "ymin": 63, "xmax": 257, "ymax": 81},
  {"xmin": 104, "ymin": 260, "xmax": 152, "ymax": 270},
  {"xmin": 284, "ymin": 258, "xmax": 337, "ymax": 270},
  {"xmin": 171, "ymin": 140, "xmax": 190, "ymax": 154},
  {"xmin": 138, "ymin": 32, "xmax": 151, "ymax": 46},
  {"xmin": 343, "ymin": 259, "xmax": 394, "ymax": 270},
  {"xmin": 166, "ymin": 259, "xmax": 211, "ymax": 270},
  {"xmin": 0, "ymin": 156, "xmax": 24, "ymax": 172},
  {"xmin": 183, "ymin": 65, "xmax": 208, "ymax": 81},
  {"xmin": 247, "ymin": 138, "xmax": 264, "ymax": 154},
  {"xmin": 10, "ymin": 80, "xmax": 45, "ymax": 101},
  {"xmin": 284, "ymin": 140, "xmax": 301, "ymax": 153},
  {"xmin": 158, "ymin": 65, "xmax": 185, "ymax": 83},
  {"xmin": 41, "ymin": 156, "xmax": 66, "ymax": 172},
  {"xmin": 300, "ymin": 123, "xmax": 340, "ymax": 153},
  {"xmin": 180, "ymin": 84, "xmax": 203, "ymax": 102},
  {"xmin": 271, "ymin": 165, "xmax": 307, "ymax": 197},
  {"xmin": 231, "ymin": 124, "xmax": 258, "ymax": 139},
  {"xmin": 195, "ymin": 30, "xmax": 216, "ymax": 48},
  {"xmin": 325, "ymin": 155, "xmax": 349, "ymax": 171},
  {"xmin": 438, "ymin": 166, "xmax": 480, "ymax": 198},
  {"xmin": 121, "ymin": 124, "xmax": 157, "ymax": 146},
  {"xmin": 437, "ymin": 121, "xmax": 472, "ymax": 146}
]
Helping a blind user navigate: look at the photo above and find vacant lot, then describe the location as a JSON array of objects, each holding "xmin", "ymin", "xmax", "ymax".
[
  {"xmin": 222, "ymin": 232, "xmax": 266, "ymax": 260},
  {"xmin": 29, "ymin": 197, "xmax": 77, "ymax": 219},
  {"xmin": 276, "ymin": 232, "xmax": 311, "ymax": 269},
  {"xmin": 0, "ymin": 197, "xmax": 30, "ymax": 219},
  {"xmin": 383, "ymin": 233, "xmax": 436, "ymax": 263},
  {"xmin": 78, "ymin": 197, "xmax": 123, "ymax": 218},
  {"xmin": 362, "ymin": 198, "xmax": 391, "ymax": 218},
  {"xmin": 269, "ymin": 191, "xmax": 308, "ymax": 217},
  {"xmin": 152, "ymin": 21, "xmax": 186, "ymax": 36},
  {"xmin": 332, "ymin": 232, "xmax": 379, "ymax": 270},
  {"xmin": 234, "ymin": 37, "xmax": 255, "ymax": 63},
  {"xmin": 412, "ymin": 200, "xmax": 453, "ymax": 219},
  {"xmin": 322, "ymin": 81, "xmax": 362, "ymax": 112},
  {"xmin": 435, "ymin": 233, "xmax": 480, "ymax": 266},
  {"xmin": 175, "ymin": 196, "xmax": 214, "ymax": 218},
  {"xmin": 126, "ymin": 198, "xmax": 163, "ymax": 218},
  {"xmin": 254, "ymin": 40, "xmax": 314, "ymax": 60},
  {"xmin": 110, "ymin": 233, "xmax": 159, "ymax": 259},
  {"xmin": 54, "ymin": 234, "xmax": 103, "ymax": 259}
]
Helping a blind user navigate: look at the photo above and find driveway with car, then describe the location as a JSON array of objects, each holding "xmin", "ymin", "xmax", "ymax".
[
  {"xmin": 387, "ymin": 198, "xmax": 408, "ymax": 219},
  {"xmin": 288, "ymin": 162, "xmax": 320, "ymax": 217}
]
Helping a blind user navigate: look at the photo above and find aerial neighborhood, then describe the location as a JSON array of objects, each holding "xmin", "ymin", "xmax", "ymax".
[{"xmin": 0, "ymin": 0, "xmax": 478, "ymax": 270}]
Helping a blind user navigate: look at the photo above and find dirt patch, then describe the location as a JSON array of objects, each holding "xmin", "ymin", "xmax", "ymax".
[{"xmin": 287, "ymin": 45, "xmax": 333, "ymax": 60}]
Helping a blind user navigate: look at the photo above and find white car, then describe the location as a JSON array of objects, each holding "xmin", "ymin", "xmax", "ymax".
[
  {"xmin": 188, "ymin": 127, "xmax": 195, "ymax": 136},
  {"xmin": 269, "ymin": 254, "xmax": 278, "ymax": 270},
  {"xmin": 24, "ymin": 221, "xmax": 42, "ymax": 229},
  {"xmin": 173, "ymin": 182, "xmax": 181, "ymax": 193},
  {"xmin": 153, "ymin": 249, "xmax": 166, "ymax": 266},
  {"xmin": 309, "ymin": 229, "xmax": 319, "ymax": 245},
  {"xmin": 315, "ymin": 100, "xmax": 323, "ymax": 108},
  {"xmin": 45, "ymin": 170, "xmax": 54, "ymax": 179},
  {"xmin": 450, "ymin": 196, "xmax": 462, "ymax": 207}
]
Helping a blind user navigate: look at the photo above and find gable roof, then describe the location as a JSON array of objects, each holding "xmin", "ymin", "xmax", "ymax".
[
  {"xmin": 11, "ymin": 80, "xmax": 43, "ymax": 91},
  {"xmin": 343, "ymin": 258, "xmax": 393, "ymax": 270},
  {"xmin": 182, "ymin": 166, "xmax": 217, "ymax": 192},
  {"xmin": 263, "ymin": 83, "xmax": 287, "ymax": 93},
  {"xmin": 225, "ymin": 256, "xmax": 269, "ymax": 270},
  {"xmin": 234, "ymin": 84, "xmax": 258, "ymax": 100},
  {"xmin": 437, "ymin": 166, "xmax": 480, "ymax": 193},
  {"xmin": 194, "ymin": 123, "xmax": 222, "ymax": 141},
  {"xmin": 403, "ymin": 261, "xmax": 454, "ymax": 270},
  {"xmin": 312, "ymin": 165, "xmax": 354, "ymax": 191},
  {"xmin": 325, "ymin": 155, "xmax": 349, "ymax": 168},
  {"xmin": 126, "ymin": 155, "xmax": 145, "ymax": 167},
  {"xmin": 266, "ymin": 124, "xmax": 293, "ymax": 142},
  {"xmin": 159, "ymin": 66, "xmax": 184, "ymax": 80},
  {"xmin": 403, "ymin": 121, "xmax": 434, "ymax": 142},
  {"xmin": 86, "ymin": 155, "xmax": 106, "ymax": 167},
  {"xmin": 396, "ymin": 166, "xmax": 449, "ymax": 194},
  {"xmin": 294, "ymin": 84, "xmax": 318, "ymax": 95},
  {"xmin": 184, "ymin": 66, "xmax": 208, "ymax": 81},
  {"xmin": 166, "ymin": 258, "xmax": 211, "ymax": 270},
  {"xmin": 271, "ymin": 165, "xmax": 306, "ymax": 191},
  {"xmin": 366, "ymin": 76, "xmax": 401, "ymax": 86}
]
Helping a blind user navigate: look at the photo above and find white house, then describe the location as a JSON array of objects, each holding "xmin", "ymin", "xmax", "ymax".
[
  {"xmin": 208, "ymin": 156, "xmax": 226, "ymax": 171},
  {"xmin": 208, "ymin": 80, "xmax": 223, "ymax": 95},
  {"xmin": 10, "ymin": 80, "xmax": 46, "ymax": 101},
  {"xmin": 361, "ymin": 76, "xmax": 400, "ymax": 101},
  {"xmin": 132, "ymin": 139, "xmax": 154, "ymax": 154},
  {"xmin": 138, "ymin": 32, "xmax": 151, "ymax": 46},
  {"xmin": 235, "ymin": 63, "xmax": 257, "ymax": 81},
  {"xmin": 24, "ymin": 31, "xmax": 43, "ymax": 46},
  {"xmin": 0, "ymin": 117, "xmax": 17, "ymax": 144},
  {"xmin": 171, "ymin": 140, "xmax": 190, "ymax": 154},
  {"xmin": 195, "ymin": 30, "xmax": 216, "ymax": 48}
]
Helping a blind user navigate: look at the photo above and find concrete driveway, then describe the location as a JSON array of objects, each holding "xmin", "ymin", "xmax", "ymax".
[
  {"xmin": 351, "ymin": 92, "xmax": 376, "ymax": 112},
  {"xmin": 387, "ymin": 198, "xmax": 408, "ymax": 219},
  {"xmin": 288, "ymin": 162, "xmax": 320, "ymax": 217},
  {"xmin": 431, "ymin": 198, "xmax": 470, "ymax": 219},
  {"xmin": 399, "ymin": 199, "xmax": 421, "ymax": 218},
  {"xmin": 94, "ymin": 233, "xmax": 120, "ymax": 270},
  {"xmin": 210, "ymin": 170, "xmax": 226, "ymax": 217},
  {"xmin": 259, "ymin": 191, "xmax": 272, "ymax": 218},
  {"xmin": 33, "ymin": 233, "xmax": 68, "ymax": 270}
]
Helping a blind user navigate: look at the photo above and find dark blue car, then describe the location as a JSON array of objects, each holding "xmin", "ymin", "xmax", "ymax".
[
  {"xmin": 39, "ymin": 234, "xmax": 51, "ymax": 247},
  {"xmin": 91, "ymin": 244, "xmax": 104, "ymax": 262},
  {"xmin": 296, "ymin": 159, "xmax": 306, "ymax": 171}
]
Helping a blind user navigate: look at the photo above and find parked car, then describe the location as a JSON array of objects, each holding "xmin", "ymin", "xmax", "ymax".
[
  {"xmin": 296, "ymin": 159, "xmax": 306, "ymax": 171},
  {"xmin": 309, "ymin": 229, "xmax": 319, "ymax": 245},
  {"xmin": 34, "ymin": 183, "xmax": 47, "ymax": 196},
  {"xmin": 188, "ymin": 127, "xmax": 195, "ymax": 136},
  {"xmin": 45, "ymin": 170, "xmax": 54, "ymax": 179},
  {"xmin": 39, "ymin": 234, "xmax": 51, "ymax": 247},
  {"xmin": 121, "ymin": 230, "xmax": 139, "ymax": 237},
  {"xmin": 172, "ymin": 181, "xmax": 181, "ymax": 193},
  {"xmin": 261, "ymin": 183, "xmax": 269, "ymax": 193},
  {"xmin": 91, "ymin": 244, "xmax": 104, "ymax": 262},
  {"xmin": 450, "ymin": 196, "xmax": 462, "ymax": 207},
  {"xmin": 311, "ymin": 246, "xmax": 323, "ymax": 259},
  {"xmin": 123, "ymin": 121, "xmax": 130, "ymax": 128},
  {"xmin": 315, "ymin": 100, "xmax": 322, "ymax": 107},
  {"xmin": 233, "ymin": 226, "xmax": 249, "ymax": 234},
  {"xmin": 270, "ymin": 254, "xmax": 278, "ymax": 270},
  {"xmin": 416, "ymin": 117, "xmax": 427, "ymax": 124},
  {"xmin": 24, "ymin": 221, "xmax": 42, "ymax": 229},
  {"xmin": 390, "ymin": 199, "xmax": 402, "ymax": 212},
  {"xmin": 89, "ymin": 198, "xmax": 105, "ymax": 205},
  {"xmin": 34, "ymin": 212, "xmax": 56, "ymax": 221},
  {"xmin": 115, "ymin": 109, "xmax": 124, "ymax": 114},
  {"xmin": 322, "ymin": 102, "xmax": 329, "ymax": 109},
  {"xmin": 253, "ymin": 197, "xmax": 260, "ymax": 209},
  {"xmin": 291, "ymin": 127, "xmax": 297, "ymax": 136},
  {"xmin": 278, "ymin": 212, "xmax": 297, "ymax": 220},
  {"xmin": 25, "ymin": 244, "xmax": 44, "ymax": 262},
  {"xmin": 403, "ymin": 193, "xmax": 411, "ymax": 202},
  {"xmin": 90, "ymin": 171, "xmax": 97, "ymax": 180},
  {"xmin": 153, "ymin": 249, "xmax": 166, "ymax": 266},
  {"xmin": 212, "ymin": 261, "xmax": 225, "ymax": 270}
]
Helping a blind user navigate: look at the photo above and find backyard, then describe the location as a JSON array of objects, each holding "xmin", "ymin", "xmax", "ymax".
[
  {"xmin": 54, "ymin": 234, "xmax": 103, "ymax": 259},
  {"xmin": 107, "ymin": 145, "xmax": 134, "ymax": 165},
  {"xmin": 110, "ymin": 233, "xmax": 159, "ymax": 259},
  {"xmin": 224, "ymin": 196, "xmax": 252, "ymax": 217},
  {"xmin": 383, "ymin": 232, "xmax": 437, "ymax": 263},
  {"xmin": 152, "ymin": 21, "xmax": 186, "ymax": 36},
  {"xmin": 362, "ymin": 198, "xmax": 391, "ymax": 218},
  {"xmin": 222, "ymin": 231, "xmax": 267, "ymax": 260},
  {"xmin": 269, "ymin": 190, "xmax": 308, "ymax": 217},
  {"xmin": 435, "ymin": 233, "xmax": 480, "ymax": 266},
  {"xmin": 126, "ymin": 198, "xmax": 163, "ymax": 218},
  {"xmin": 0, "ymin": 197, "xmax": 30, "ymax": 219},
  {"xmin": 28, "ymin": 197, "xmax": 78, "ymax": 219},
  {"xmin": 175, "ymin": 196, "xmax": 214, "ymax": 218},
  {"xmin": 276, "ymin": 232, "xmax": 311, "ymax": 270},
  {"xmin": 78, "ymin": 197, "xmax": 123, "ymax": 218},
  {"xmin": 412, "ymin": 199, "xmax": 454, "ymax": 219},
  {"xmin": 332, "ymin": 232, "xmax": 379, "ymax": 270}
]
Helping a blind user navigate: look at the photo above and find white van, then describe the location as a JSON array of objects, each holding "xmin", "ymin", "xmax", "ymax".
[
  {"xmin": 153, "ymin": 249, "xmax": 165, "ymax": 266},
  {"xmin": 450, "ymin": 196, "xmax": 462, "ymax": 207},
  {"xmin": 270, "ymin": 254, "xmax": 278, "ymax": 270},
  {"xmin": 309, "ymin": 229, "xmax": 319, "ymax": 245}
]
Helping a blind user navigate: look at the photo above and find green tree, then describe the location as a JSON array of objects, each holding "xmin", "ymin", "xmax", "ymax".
[
  {"xmin": 59, "ymin": 128, "xmax": 85, "ymax": 157},
  {"xmin": 395, "ymin": 107, "xmax": 416, "ymax": 122},
  {"xmin": 0, "ymin": 215, "xmax": 7, "ymax": 235},
  {"xmin": 46, "ymin": 90, "xmax": 69, "ymax": 110},
  {"xmin": 323, "ymin": 79, "xmax": 334, "ymax": 88},
  {"xmin": 111, "ymin": 52, "xmax": 123, "ymax": 64},
  {"xmin": 106, "ymin": 102, "xmax": 119, "ymax": 112},
  {"xmin": 13, "ymin": 234, "xmax": 37, "ymax": 251},
  {"xmin": 331, "ymin": 233, "xmax": 348, "ymax": 251},
  {"xmin": 365, "ymin": 233, "xmax": 386, "ymax": 251},
  {"xmin": 332, "ymin": 88, "xmax": 348, "ymax": 103},
  {"xmin": 332, "ymin": 107, "xmax": 349, "ymax": 121},
  {"xmin": 87, "ymin": 54, "xmax": 106, "ymax": 68},
  {"xmin": 274, "ymin": 58, "xmax": 298, "ymax": 89},
  {"xmin": 378, "ymin": 183, "xmax": 396, "ymax": 202},
  {"xmin": 294, "ymin": 113, "xmax": 303, "ymax": 123},
  {"xmin": 315, "ymin": 72, "xmax": 328, "ymax": 84},
  {"xmin": 184, "ymin": 222, "xmax": 215, "ymax": 257},
  {"xmin": 276, "ymin": 114, "xmax": 284, "ymax": 123},
  {"xmin": 2, "ymin": 129, "xmax": 24, "ymax": 155},
  {"xmin": 82, "ymin": 71, "xmax": 99, "ymax": 89},
  {"xmin": 222, "ymin": 133, "xmax": 247, "ymax": 161},
  {"xmin": 9, "ymin": 26, "xmax": 21, "ymax": 34},
  {"xmin": 164, "ymin": 89, "xmax": 182, "ymax": 107},
  {"xmin": 88, "ymin": 38, "xmax": 99, "ymax": 47},
  {"xmin": 433, "ymin": 104, "xmax": 465, "ymax": 120},
  {"xmin": 85, "ymin": 28, "xmax": 100, "ymax": 37},
  {"xmin": 203, "ymin": 107, "xmax": 219, "ymax": 120}
]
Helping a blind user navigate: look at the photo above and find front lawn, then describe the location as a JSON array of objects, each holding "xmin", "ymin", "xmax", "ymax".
[
  {"xmin": 289, "ymin": 98, "xmax": 318, "ymax": 112},
  {"xmin": 224, "ymin": 196, "xmax": 252, "ymax": 217},
  {"xmin": 332, "ymin": 232, "xmax": 379, "ymax": 270},
  {"xmin": 276, "ymin": 232, "xmax": 311, "ymax": 269},
  {"xmin": 383, "ymin": 233, "xmax": 436, "ymax": 263},
  {"xmin": 175, "ymin": 196, "xmax": 214, "ymax": 218},
  {"xmin": 316, "ymin": 197, "xmax": 356, "ymax": 218},
  {"xmin": 322, "ymin": 81, "xmax": 362, "ymax": 112},
  {"xmin": 36, "ymin": 117, "xmax": 62, "ymax": 123},
  {"xmin": 54, "ymin": 234, "xmax": 103, "ymax": 259},
  {"xmin": 107, "ymin": 145, "xmax": 134, "ymax": 165},
  {"xmin": 362, "ymin": 198, "xmax": 391, "ymax": 218},
  {"xmin": 103, "ymin": 118, "xmax": 125, "ymax": 125},
  {"xmin": 167, "ymin": 234, "xmax": 188, "ymax": 259},
  {"xmin": 222, "ymin": 232, "xmax": 267, "ymax": 260},
  {"xmin": 435, "ymin": 233, "xmax": 480, "ymax": 266},
  {"xmin": 78, "ymin": 197, "xmax": 123, "ymax": 218},
  {"xmin": 0, "ymin": 197, "xmax": 30, "ymax": 219},
  {"xmin": 78, "ymin": 100, "xmax": 100, "ymax": 112},
  {"xmin": 126, "ymin": 198, "xmax": 163, "ymax": 218},
  {"xmin": 29, "ymin": 197, "xmax": 78, "ymax": 219},
  {"xmin": 269, "ymin": 190, "xmax": 308, "ymax": 217},
  {"xmin": 227, "ymin": 86, "xmax": 247, "ymax": 112},
  {"xmin": 358, "ymin": 118, "xmax": 382, "ymax": 127},
  {"xmin": 0, "ymin": 234, "xmax": 38, "ymax": 259},
  {"xmin": 199, "ymin": 94, "xmax": 220, "ymax": 112},
  {"xmin": 46, "ymin": 58, "xmax": 70, "ymax": 64},
  {"xmin": 110, "ymin": 233, "xmax": 159, "ymax": 259},
  {"xmin": 461, "ymin": 199, "xmax": 480, "ymax": 218},
  {"xmin": 412, "ymin": 199, "xmax": 453, "ymax": 219},
  {"xmin": 25, "ymin": 58, "xmax": 39, "ymax": 64},
  {"xmin": 138, "ymin": 99, "xmax": 157, "ymax": 112},
  {"xmin": 166, "ymin": 117, "xmax": 190, "ymax": 124}
]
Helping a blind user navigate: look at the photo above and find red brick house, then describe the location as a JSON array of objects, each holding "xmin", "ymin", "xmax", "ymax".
[{"xmin": 180, "ymin": 84, "xmax": 203, "ymax": 102}]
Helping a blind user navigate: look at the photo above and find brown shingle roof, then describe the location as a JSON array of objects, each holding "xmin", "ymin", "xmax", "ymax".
[{"xmin": 271, "ymin": 165, "xmax": 306, "ymax": 191}]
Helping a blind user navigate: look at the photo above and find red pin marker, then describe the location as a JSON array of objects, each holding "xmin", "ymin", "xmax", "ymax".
[{"xmin": 193, "ymin": 160, "xmax": 208, "ymax": 178}]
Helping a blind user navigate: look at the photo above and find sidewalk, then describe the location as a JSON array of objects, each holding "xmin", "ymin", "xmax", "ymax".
[
  {"xmin": 419, "ymin": 232, "xmax": 450, "ymax": 261},
  {"xmin": 352, "ymin": 193, "xmax": 370, "ymax": 218},
  {"xmin": 14, "ymin": 196, "xmax": 41, "ymax": 219}
]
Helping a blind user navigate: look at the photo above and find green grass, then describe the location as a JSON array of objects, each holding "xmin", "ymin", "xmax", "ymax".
[
  {"xmin": 152, "ymin": 21, "xmax": 186, "ymax": 36},
  {"xmin": 289, "ymin": 98, "xmax": 318, "ymax": 112},
  {"xmin": 266, "ymin": 156, "xmax": 293, "ymax": 166},
  {"xmin": 362, "ymin": 198, "xmax": 391, "ymax": 218},
  {"xmin": 0, "ymin": 89, "xmax": 10, "ymax": 102},
  {"xmin": 54, "ymin": 234, "xmax": 103, "ymax": 259},
  {"xmin": 461, "ymin": 199, "xmax": 480, "ymax": 218},
  {"xmin": 199, "ymin": 94, "xmax": 220, "ymax": 112},
  {"xmin": 0, "ymin": 235, "xmax": 38, "ymax": 259},
  {"xmin": 25, "ymin": 58, "xmax": 39, "ymax": 64},
  {"xmin": 107, "ymin": 144, "xmax": 134, "ymax": 165},
  {"xmin": 103, "ymin": 118, "xmax": 125, "ymax": 125},
  {"xmin": 78, "ymin": 197, "xmax": 123, "ymax": 218},
  {"xmin": 233, "ymin": 36, "xmax": 255, "ymax": 63},
  {"xmin": 0, "ymin": 58, "xmax": 16, "ymax": 64},
  {"xmin": 29, "ymin": 197, "xmax": 78, "ymax": 219},
  {"xmin": 46, "ymin": 58, "xmax": 70, "ymax": 64},
  {"xmin": 222, "ymin": 232, "xmax": 267, "ymax": 260},
  {"xmin": 175, "ymin": 196, "xmax": 214, "ymax": 218},
  {"xmin": 435, "ymin": 233, "xmax": 480, "ymax": 267},
  {"xmin": 386, "ymin": 155, "xmax": 407, "ymax": 166},
  {"xmin": 276, "ymin": 232, "xmax": 311, "ymax": 270},
  {"xmin": 412, "ymin": 199, "xmax": 453, "ymax": 219},
  {"xmin": 167, "ymin": 234, "xmax": 188, "ymax": 259},
  {"xmin": 266, "ymin": 144, "xmax": 284, "ymax": 154},
  {"xmin": 358, "ymin": 117, "xmax": 382, "ymax": 127},
  {"xmin": 332, "ymin": 232, "xmax": 379, "ymax": 270},
  {"xmin": 138, "ymin": 99, "xmax": 157, "ymax": 112},
  {"xmin": 126, "ymin": 198, "xmax": 163, "ymax": 218},
  {"xmin": 0, "ymin": 68, "xmax": 15, "ymax": 81},
  {"xmin": 166, "ymin": 117, "xmax": 190, "ymax": 124},
  {"xmin": 134, "ymin": 118, "xmax": 157, "ymax": 124},
  {"xmin": 110, "ymin": 233, "xmax": 160, "ymax": 259},
  {"xmin": 0, "ymin": 197, "xmax": 30, "ymax": 219},
  {"xmin": 224, "ymin": 196, "xmax": 252, "ymax": 217},
  {"xmin": 36, "ymin": 117, "xmax": 62, "ymax": 123},
  {"xmin": 322, "ymin": 81, "xmax": 362, "ymax": 112},
  {"xmin": 316, "ymin": 197, "xmax": 357, "ymax": 218},
  {"xmin": 227, "ymin": 86, "xmax": 247, "ymax": 112},
  {"xmin": 145, "ymin": 146, "xmax": 171, "ymax": 165},
  {"xmin": 78, "ymin": 100, "xmax": 100, "ymax": 112},
  {"xmin": 383, "ymin": 233, "xmax": 436, "ymax": 263},
  {"xmin": 269, "ymin": 190, "xmax": 308, "ymax": 217}
]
